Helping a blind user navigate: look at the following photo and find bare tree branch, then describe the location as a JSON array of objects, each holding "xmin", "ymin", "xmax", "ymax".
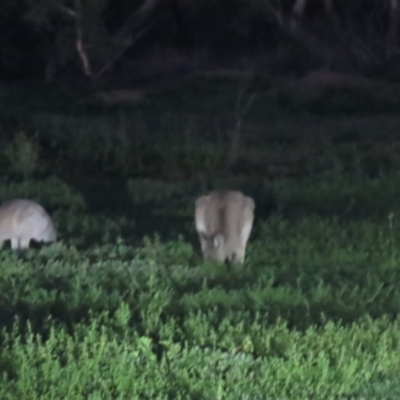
[
  {"xmin": 56, "ymin": 4, "xmax": 77, "ymax": 18},
  {"xmin": 75, "ymin": 0, "xmax": 92, "ymax": 77},
  {"xmin": 228, "ymin": 85, "xmax": 256, "ymax": 167},
  {"xmin": 114, "ymin": 0, "xmax": 161, "ymax": 43},
  {"xmin": 94, "ymin": 20, "xmax": 158, "ymax": 79}
]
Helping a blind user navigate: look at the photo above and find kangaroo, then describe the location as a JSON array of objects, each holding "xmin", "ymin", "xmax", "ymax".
[
  {"xmin": 195, "ymin": 190, "xmax": 255, "ymax": 264},
  {"xmin": 0, "ymin": 199, "xmax": 57, "ymax": 250}
]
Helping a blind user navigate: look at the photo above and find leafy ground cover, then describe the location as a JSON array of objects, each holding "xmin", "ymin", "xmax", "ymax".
[{"xmin": 0, "ymin": 75, "xmax": 400, "ymax": 398}]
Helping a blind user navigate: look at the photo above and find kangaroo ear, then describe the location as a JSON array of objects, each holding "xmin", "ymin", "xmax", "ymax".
[{"xmin": 213, "ymin": 234, "xmax": 225, "ymax": 248}]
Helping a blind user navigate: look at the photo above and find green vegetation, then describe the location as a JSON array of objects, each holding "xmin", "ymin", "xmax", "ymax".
[{"xmin": 0, "ymin": 77, "xmax": 400, "ymax": 398}]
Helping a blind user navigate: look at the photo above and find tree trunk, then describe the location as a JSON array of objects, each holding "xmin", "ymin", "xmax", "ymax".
[
  {"xmin": 75, "ymin": 0, "xmax": 93, "ymax": 78},
  {"xmin": 387, "ymin": 0, "xmax": 400, "ymax": 59},
  {"xmin": 168, "ymin": 0, "xmax": 192, "ymax": 49},
  {"xmin": 290, "ymin": 0, "xmax": 308, "ymax": 29}
]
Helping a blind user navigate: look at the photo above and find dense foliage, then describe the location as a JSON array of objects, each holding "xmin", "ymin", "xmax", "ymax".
[
  {"xmin": 1, "ymin": 173, "xmax": 400, "ymax": 398},
  {"xmin": 1, "ymin": 75, "xmax": 400, "ymax": 398}
]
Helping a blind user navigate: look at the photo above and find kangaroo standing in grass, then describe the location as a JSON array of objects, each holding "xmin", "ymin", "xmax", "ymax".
[
  {"xmin": 0, "ymin": 199, "xmax": 56, "ymax": 250},
  {"xmin": 195, "ymin": 190, "xmax": 255, "ymax": 264}
]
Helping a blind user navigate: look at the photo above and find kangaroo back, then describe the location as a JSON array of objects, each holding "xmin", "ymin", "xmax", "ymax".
[
  {"xmin": 0, "ymin": 199, "xmax": 56, "ymax": 249},
  {"xmin": 195, "ymin": 191, "xmax": 255, "ymax": 263}
]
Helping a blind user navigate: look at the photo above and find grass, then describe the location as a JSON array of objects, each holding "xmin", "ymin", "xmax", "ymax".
[{"xmin": 0, "ymin": 75, "xmax": 400, "ymax": 397}]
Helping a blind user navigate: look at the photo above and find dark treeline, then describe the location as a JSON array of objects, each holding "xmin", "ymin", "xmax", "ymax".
[{"xmin": 0, "ymin": 0, "xmax": 399, "ymax": 81}]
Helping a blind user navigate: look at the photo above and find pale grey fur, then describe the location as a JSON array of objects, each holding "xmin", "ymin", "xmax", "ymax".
[
  {"xmin": 195, "ymin": 190, "xmax": 255, "ymax": 263},
  {"xmin": 0, "ymin": 199, "xmax": 56, "ymax": 250}
]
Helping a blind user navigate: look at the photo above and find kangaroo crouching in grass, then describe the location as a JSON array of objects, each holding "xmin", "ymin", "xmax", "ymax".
[
  {"xmin": 0, "ymin": 199, "xmax": 57, "ymax": 250},
  {"xmin": 195, "ymin": 190, "xmax": 255, "ymax": 264}
]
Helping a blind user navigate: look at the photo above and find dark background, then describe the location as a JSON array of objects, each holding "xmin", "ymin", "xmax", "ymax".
[{"xmin": 1, "ymin": 0, "xmax": 399, "ymax": 82}]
